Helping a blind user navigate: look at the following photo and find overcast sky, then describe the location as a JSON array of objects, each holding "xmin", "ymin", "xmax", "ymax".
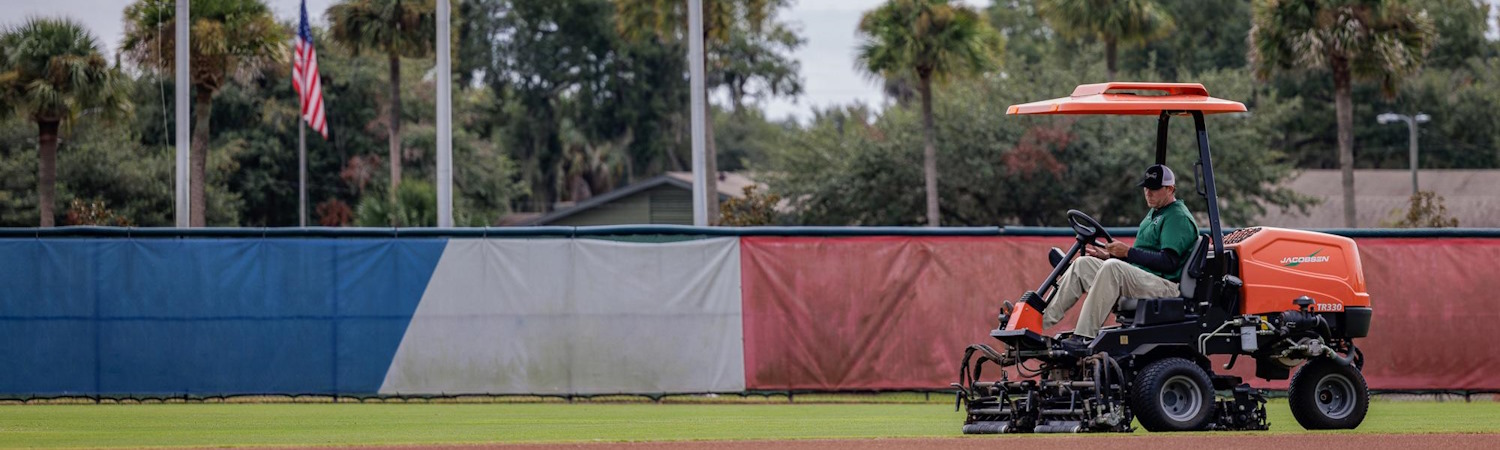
[{"xmin": 4, "ymin": 0, "xmax": 1497, "ymax": 122}]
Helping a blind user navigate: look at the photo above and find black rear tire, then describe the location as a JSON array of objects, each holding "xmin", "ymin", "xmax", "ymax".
[
  {"xmin": 1289, "ymin": 358, "xmax": 1369, "ymax": 429},
  {"xmin": 1130, "ymin": 357, "xmax": 1214, "ymax": 432}
]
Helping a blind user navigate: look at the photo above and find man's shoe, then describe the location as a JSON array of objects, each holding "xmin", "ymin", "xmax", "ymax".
[{"xmin": 1058, "ymin": 335, "xmax": 1093, "ymax": 353}]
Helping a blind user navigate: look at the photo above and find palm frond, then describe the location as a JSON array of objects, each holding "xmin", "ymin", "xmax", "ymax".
[
  {"xmin": 0, "ymin": 16, "xmax": 131, "ymax": 125},
  {"xmin": 1250, "ymin": 0, "xmax": 1435, "ymax": 92},
  {"xmin": 327, "ymin": 0, "xmax": 439, "ymax": 58},
  {"xmin": 855, "ymin": 0, "xmax": 1003, "ymax": 85}
]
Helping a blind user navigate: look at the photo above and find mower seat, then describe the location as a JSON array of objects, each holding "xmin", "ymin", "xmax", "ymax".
[{"xmin": 1115, "ymin": 235, "xmax": 1208, "ymax": 324}]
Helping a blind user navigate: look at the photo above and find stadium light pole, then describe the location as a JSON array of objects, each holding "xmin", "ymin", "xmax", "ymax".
[
  {"xmin": 436, "ymin": 0, "xmax": 453, "ymax": 228},
  {"xmin": 175, "ymin": 0, "xmax": 190, "ymax": 227},
  {"xmin": 688, "ymin": 0, "xmax": 707, "ymax": 226},
  {"xmin": 1376, "ymin": 112, "xmax": 1430, "ymax": 196}
]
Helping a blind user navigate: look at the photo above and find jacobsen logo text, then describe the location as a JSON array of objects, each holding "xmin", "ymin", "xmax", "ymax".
[{"xmin": 1281, "ymin": 250, "xmax": 1329, "ymax": 267}]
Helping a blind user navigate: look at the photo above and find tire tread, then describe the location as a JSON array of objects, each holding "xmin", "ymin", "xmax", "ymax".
[
  {"xmin": 1288, "ymin": 358, "xmax": 1369, "ymax": 430},
  {"xmin": 1130, "ymin": 357, "xmax": 1214, "ymax": 432}
]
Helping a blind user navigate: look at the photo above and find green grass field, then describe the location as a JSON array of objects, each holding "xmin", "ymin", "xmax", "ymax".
[{"xmin": 1, "ymin": 400, "xmax": 1497, "ymax": 449}]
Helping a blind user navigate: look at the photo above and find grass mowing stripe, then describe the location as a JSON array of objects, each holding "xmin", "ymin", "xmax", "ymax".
[{"xmin": 1, "ymin": 401, "xmax": 1497, "ymax": 448}]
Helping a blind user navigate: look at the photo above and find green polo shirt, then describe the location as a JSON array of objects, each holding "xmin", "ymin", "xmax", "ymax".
[{"xmin": 1133, "ymin": 199, "xmax": 1199, "ymax": 281}]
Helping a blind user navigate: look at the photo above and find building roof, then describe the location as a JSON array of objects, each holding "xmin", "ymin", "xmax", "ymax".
[
  {"xmin": 516, "ymin": 172, "xmax": 759, "ymax": 226},
  {"xmin": 1257, "ymin": 169, "xmax": 1500, "ymax": 228},
  {"xmin": 1007, "ymin": 82, "xmax": 1248, "ymax": 116}
]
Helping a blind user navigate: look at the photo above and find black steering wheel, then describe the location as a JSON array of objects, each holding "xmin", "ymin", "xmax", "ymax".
[{"xmin": 1066, "ymin": 209, "xmax": 1114, "ymax": 248}]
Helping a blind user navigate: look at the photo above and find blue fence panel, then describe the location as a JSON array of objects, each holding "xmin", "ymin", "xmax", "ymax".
[{"xmin": 0, "ymin": 238, "xmax": 446, "ymax": 396}]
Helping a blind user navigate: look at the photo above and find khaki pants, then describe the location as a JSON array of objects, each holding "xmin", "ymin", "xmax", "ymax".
[{"xmin": 1042, "ymin": 256, "xmax": 1180, "ymax": 338}]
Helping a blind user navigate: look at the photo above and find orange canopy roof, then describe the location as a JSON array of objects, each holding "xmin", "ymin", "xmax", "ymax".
[{"xmin": 1006, "ymin": 82, "xmax": 1247, "ymax": 115}]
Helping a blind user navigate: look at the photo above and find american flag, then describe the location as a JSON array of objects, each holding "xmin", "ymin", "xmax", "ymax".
[{"xmin": 293, "ymin": 0, "xmax": 328, "ymax": 138}]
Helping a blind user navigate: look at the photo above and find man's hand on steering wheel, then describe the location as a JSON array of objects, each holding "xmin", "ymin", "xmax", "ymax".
[
  {"xmin": 1068, "ymin": 210, "xmax": 1121, "ymax": 259},
  {"xmin": 1103, "ymin": 241, "xmax": 1130, "ymax": 258},
  {"xmin": 1084, "ymin": 242, "xmax": 1128, "ymax": 259}
]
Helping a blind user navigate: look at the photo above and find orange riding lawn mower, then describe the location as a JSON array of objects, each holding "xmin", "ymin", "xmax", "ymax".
[{"xmin": 955, "ymin": 83, "xmax": 1372, "ymax": 433}]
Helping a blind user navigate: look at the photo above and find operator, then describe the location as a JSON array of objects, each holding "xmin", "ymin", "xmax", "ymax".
[{"xmin": 1047, "ymin": 164, "xmax": 1199, "ymax": 350}]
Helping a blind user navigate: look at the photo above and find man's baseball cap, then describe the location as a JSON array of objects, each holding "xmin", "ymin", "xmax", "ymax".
[{"xmin": 1137, "ymin": 164, "xmax": 1176, "ymax": 189}]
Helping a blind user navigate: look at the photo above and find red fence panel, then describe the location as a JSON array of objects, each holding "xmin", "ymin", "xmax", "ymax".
[
  {"xmin": 1345, "ymin": 238, "xmax": 1500, "ymax": 389},
  {"xmin": 741, "ymin": 235, "xmax": 1500, "ymax": 391},
  {"xmin": 741, "ymin": 236, "xmax": 1072, "ymax": 390}
]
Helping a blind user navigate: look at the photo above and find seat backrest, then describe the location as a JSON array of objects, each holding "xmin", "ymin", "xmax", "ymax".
[{"xmin": 1177, "ymin": 235, "xmax": 1209, "ymax": 298}]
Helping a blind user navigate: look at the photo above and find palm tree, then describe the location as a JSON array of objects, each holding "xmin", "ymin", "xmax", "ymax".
[
  {"xmin": 1251, "ymin": 0, "xmax": 1435, "ymax": 228},
  {"xmin": 1037, "ymin": 0, "xmax": 1173, "ymax": 81},
  {"xmin": 327, "ymin": 0, "xmax": 437, "ymax": 206},
  {"xmin": 856, "ymin": 0, "xmax": 1002, "ymax": 227},
  {"xmin": 0, "ymin": 17, "xmax": 130, "ymax": 227},
  {"xmin": 121, "ymin": 0, "xmax": 285, "ymax": 227},
  {"xmin": 614, "ymin": 0, "xmax": 789, "ymax": 224}
]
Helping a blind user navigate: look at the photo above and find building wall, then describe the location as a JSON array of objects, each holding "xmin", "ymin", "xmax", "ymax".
[
  {"xmin": 550, "ymin": 193, "xmax": 652, "ymax": 226},
  {"xmin": 649, "ymin": 187, "xmax": 694, "ymax": 224},
  {"xmin": 1258, "ymin": 169, "xmax": 1500, "ymax": 228},
  {"xmin": 550, "ymin": 186, "xmax": 695, "ymax": 226}
]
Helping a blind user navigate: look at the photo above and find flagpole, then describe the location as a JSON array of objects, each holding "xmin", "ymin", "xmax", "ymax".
[
  {"xmin": 299, "ymin": 120, "xmax": 307, "ymax": 227},
  {"xmin": 688, "ymin": 0, "xmax": 707, "ymax": 226},
  {"xmin": 174, "ymin": 0, "xmax": 190, "ymax": 227},
  {"xmin": 435, "ymin": 0, "xmax": 453, "ymax": 228}
]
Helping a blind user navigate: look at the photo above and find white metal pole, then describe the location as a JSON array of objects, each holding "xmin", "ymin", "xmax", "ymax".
[
  {"xmin": 174, "ymin": 0, "xmax": 190, "ymax": 228},
  {"xmin": 1408, "ymin": 117, "xmax": 1418, "ymax": 196},
  {"xmin": 688, "ymin": 0, "xmax": 707, "ymax": 226},
  {"xmin": 299, "ymin": 122, "xmax": 308, "ymax": 227},
  {"xmin": 436, "ymin": 0, "xmax": 453, "ymax": 228}
]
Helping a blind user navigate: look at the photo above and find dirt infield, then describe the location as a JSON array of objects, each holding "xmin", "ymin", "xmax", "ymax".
[{"xmin": 346, "ymin": 434, "xmax": 1500, "ymax": 450}]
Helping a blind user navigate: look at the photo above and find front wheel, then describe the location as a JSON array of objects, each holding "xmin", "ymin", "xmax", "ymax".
[
  {"xmin": 1130, "ymin": 357, "xmax": 1214, "ymax": 431},
  {"xmin": 1288, "ymin": 358, "xmax": 1369, "ymax": 429}
]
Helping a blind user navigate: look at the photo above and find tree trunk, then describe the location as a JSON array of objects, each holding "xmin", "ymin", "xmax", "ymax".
[
  {"xmin": 191, "ymin": 87, "xmax": 214, "ymax": 227},
  {"xmin": 1105, "ymin": 38, "xmax": 1118, "ymax": 81},
  {"xmin": 36, "ymin": 120, "xmax": 60, "ymax": 227},
  {"xmin": 388, "ymin": 53, "xmax": 403, "ymax": 209},
  {"xmin": 919, "ymin": 73, "xmax": 940, "ymax": 227},
  {"xmin": 1333, "ymin": 62, "xmax": 1357, "ymax": 228},
  {"xmin": 729, "ymin": 79, "xmax": 746, "ymax": 115}
]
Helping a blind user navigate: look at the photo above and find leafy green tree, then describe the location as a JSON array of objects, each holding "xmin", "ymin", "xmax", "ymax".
[
  {"xmin": 1252, "ymin": 1, "xmax": 1496, "ymax": 173},
  {"xmin": 1118, "ymin": 0, "xmax": 1249, "ymax": 80},
  {"xmin": 471, "ymin": 0, "xmax": 695, "ymax": 214},
  {"xmin": 0, "ymin": 118, "xmax": 40, "ymax": 224},
  {"xmin": 713, "ymin": 22, "xmax": 803, "ymax": 114},
  {"xmin": 0, "ymin": 17, "xmax": 129, "ymax": 227},
  {"xmin": 713, "ymin": 107, "xmax": 789, "ymax": 172},
  {"xmin": 121, "ymin": 0, "xmax": 285, "ymax": 227},
  {"xmin": 719, "ymin": 184, "xmax": 780, "ymax": 226},
  {"xmin": 761, "ymin": 104, "xmax": 922, "ymax": 225},
  {"xmin": 202, "ymin": 21, "xmax": 387, "ymax": 227},
  {"xmin": 0, "ymin": 80, "xmax": 241, "ymax": 228},
  {"xmin": 1360, "ymin": 62, "xmax": 1500, "ymax": 170},
  {"xmin": 327, "ymin": 0, "xmax": 438, "ymax": 205},
  {"xmin": 64, "ymin": 198, "xmax": 132, "ymax": 226},
  {"xmin": 1381, "ymin": 190, "xmax": 1457, "ymax": 227},
  {"xmin": 478, "ymin": 0, "xmax": 646, "ymax": 211},
  {"xmin": 399, "ymin": 83, "xmax": 529, "ymax": 225},
  {"xmin": 1251, "ymin": 0, "xmax": 1436, "ymax": 228},
  {"xmin": 615, "ymin": 0, "xmax": 799, "ymax": 223},
  {"xmin": 1038, "ymin": 0, "xmax": 1174, "ymax": 81},
  {"xmin": 761, "ymin": 62, "xmax": 1314, "ymax": 228},
  {"xmin": 1412, "ymin": 0, "xmax": 1494, "ymax": 68},
  {"xmin": 856, "ymin": 0, "xmax": 1003, "ymax": 226},
  {"xmin": 355, "ymin": 177, "xmax": 436, "ymax": 226}
]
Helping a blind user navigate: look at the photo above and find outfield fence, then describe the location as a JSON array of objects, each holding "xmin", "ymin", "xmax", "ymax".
[{"xmin": 2, "ymin": 226, "xmax": 1497, "ymax": 398}]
